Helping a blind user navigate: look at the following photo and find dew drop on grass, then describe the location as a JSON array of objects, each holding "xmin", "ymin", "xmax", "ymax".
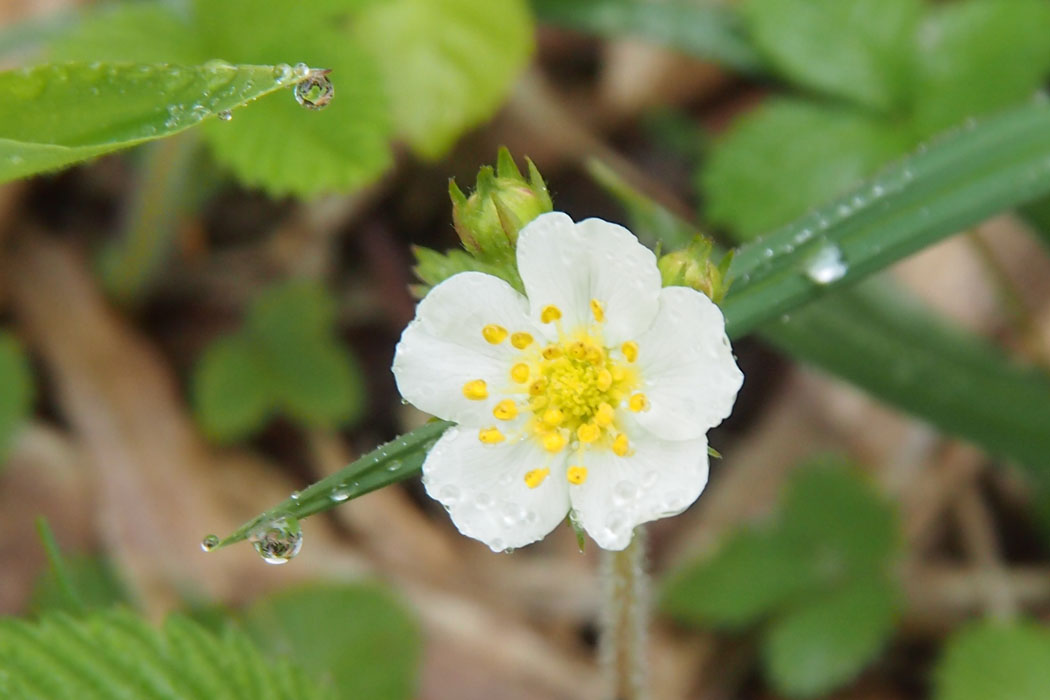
[
  {"xmin": 805, "ymin": 244, "xmax": 848, "ymax": 285},
  {"xmin": 330, "ymin": 486, "xmax": 351, "ymax": 502},
  {"xmin": 249, "ymin": 514, "xmax": 303, "ymax": 565},
  {"xmin": 293, "ymin": 68, "xmax": 334, "ymax": 110},
  {"xmin": 217, "ymin": 109, "xmax": 233, "ymax": 121},
  {"xmin": 200, "ymin": 534, "xmax": 220, "ymax": 552}
]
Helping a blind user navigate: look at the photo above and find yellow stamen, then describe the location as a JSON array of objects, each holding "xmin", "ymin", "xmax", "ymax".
[
  {"xmin": 542, "ymin": 345, "xmax": 562, "ymax": 360},
  {"xmin": 482, "ymin": 324, "xmax": 508, "ymax": 344},
  {"xmin": 541, "ymin": 305, "xmax": 562, "ymax": 324},
  {"xmin": 542, "ymin": 431, "xmax": 567, "ymax": 453},
  {"xmin": 596, "ymin": 369, "xmax": 613, "ymax": 392},
  {"xmin": 524, "ymin": 468, "xmax": 550, "ymax": 489},
  {"xmin": 567, "ymin": 466, "xmax": 588, "ymax": 485},
  {"xmin": 622, "ymin": 341, "xmax": 639, "ymax": 363},
  {"xmin": 612, "ymin": 434, "xmax": 630, "ymax": 457},
  {"xmin": 510, "ymin": 363, "xmax": 530, "ymax": 384},
  {"xmin": 462, "ymin": 379, "xmax": 488, "ymax": 400},
  {"xmin": 511, "ymin": 332, "xmax": 533, "ymax": 349},
  {"xmin": 478, "ymin": 427, "xmax": 505, "ymax": 444},
  {"xmin": 577, "ymin": 422, "xmax": 601, "ymax": 443},
  {"xmin": 590, "ymin": 299, "xmax": 605, "ymax": 323},
  {"xmin": 595, "ymin": 402, "xmax": 615, "ymax": 427},
  {"xmin": 542, "ymin": 408, "xmax": 565, "ymax": 427},
  {"xmin": 493, "ymin": 399, "xmax": 518, "ymax": 421},
  {"xmin": 628, "ymin": 393, "xmax": 649, "ymax": 412},
  {"xmin": 529, "ymin": 378, "xmax": 548, "ymax": 396},
  {"xmin": 586, "ymin": 346, "xmax": 604, "ymax": 365}
]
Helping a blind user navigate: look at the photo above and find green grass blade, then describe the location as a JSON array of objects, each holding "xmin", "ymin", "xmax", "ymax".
[
  {"xmin": 0, "ymin": 61, "xmax": 309, "ymax": 183},
  {"xmin": 723, "ymin": 99, "xmax": 1050, "ymax": 337}
]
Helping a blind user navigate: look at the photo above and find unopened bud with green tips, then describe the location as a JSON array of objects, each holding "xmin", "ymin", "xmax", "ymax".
[
  {"xmin": 450, "ymin": 147, "xmax": 553, "ymax": 263},
  {"xmin": 658, "ymin": 237, "xmax": 734, "ymax": 305}
]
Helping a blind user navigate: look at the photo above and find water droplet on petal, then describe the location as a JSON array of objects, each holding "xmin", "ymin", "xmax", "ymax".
[
  {"xmin": 438, "ymin": 484, "xmax": 460, "ymax": 504},
  {"xmin": 200, "ymin": 534, "xmax": 220, "ymax": 552},
  {"xmin": 805, "ymin": 244, "xmax": 848, "ymax": 285},
  {"xmin": 475, "ymin": 492, "xmax": 493, "ymax": 509},
  {"xmin": 612, "ymin": 481, "xmax": 638, "ymax": 507},
  {"xmin": 642, "ymin": 471, "xmax": 659, "ymax": 488},
  {"xmin": 217, "ymin": 109, "xmax": 233, "ymax": 121},
  {"xmin": 249, "ymin": 515, "xmax": 303, "ymax": 565},
  {"xmin": 294, "ymin": 68, "xmax": 334, "ymax": 110}
]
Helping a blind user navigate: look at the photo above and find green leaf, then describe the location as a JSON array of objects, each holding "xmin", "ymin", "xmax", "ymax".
[
  {"xmin": 0, "ymin": 332, "xmax": 33, "ymax": 464},
  {"xmin": 193, "ymin": 335, "xmax": 275, "ymax": 444},
  {"xmin": 661, "ymin": 529, "xmax": 814, "ymax": 629},
  {"xmin": 702, "ymin": 98, "xmax": 906, "ymax": 239},
  {"xmin": 354, "ymin": 0, "xmax": 533, "ymax": 158},
  {"xmin": 0, "ymin": 60, "xmax": 307, "ymax": 184},
  {"xmin": 208, "ymin": 420, "xmax": 452, "ymax": 550},
  {"xmin": 49, "ymin": 3, "xmax": 200, "ymax": 65},
  {"xmin": 935, "ymin": 620, "xmax": 1050, "ymax": 700},
  {"xmin": 722, "ymin": 99, "xmax": 1050, "ymax": 338},
  {"xmin": 0, "ymin": 610, "xmax": 332, "ymax": 699},
  {"xmin": 742, "ymin": 0, "xmax": 921, "ymax": 111},
  {"xmin": 912, "ymin": 0, "xmax": 1050, "ymax": 139},
  {"xmin": 763, "ymin": 579, "xmax": 896, "ymax": 698},
  {"xmin": 241, "ymin": 584, "xmax": 421, "ymax": 699},
  {"xmin": 531, "ymin": 0, "xmax": 764, "ymax": 75},
  {"xmin": 269, "ymin": 339, "xmax": 366, "ymax": 430},
  {"xmin": 246, "ymin": 280, "xmax": 336, "ymax": 343},
  {"xmin": 30, "ymin": 555, "xmax": 130, "ymax": 616},
  {"xmin": 411, "ymin": 246, "xmax": 523, "ymax": 297},
  {"xmin": 763, "ymin": 282, "xmax": 1050, "ymax": 475}
]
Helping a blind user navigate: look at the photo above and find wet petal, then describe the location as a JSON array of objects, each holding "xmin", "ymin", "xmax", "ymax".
[
  {"xmin": 517, "ymin": 213, "xmax": 661, "ymax": 344},
  {"xmin": 569, "ymin": 433, "xmax": 709, "ymax": 550},
  {"xmin": 633, "ymin": 286, "xmax": 743, "ymax": 441},
  {"xmin": 393, "ymin": 272, "xmax": 538, "ymax": 425},
  {"xmin": 422, "ymin": 426, "xmax": 571, "ymax": 551}
]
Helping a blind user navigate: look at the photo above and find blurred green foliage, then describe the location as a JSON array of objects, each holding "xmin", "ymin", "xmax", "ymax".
[
  {"xmin": 702, "ymin": 0, "xmax": 1050, "ymax": 238},
  {"xmin": 241, "ymin": 584, "xmax": 422, "ymax": 700},
  {"xmin": 0, "ymin": 332, "xmax": 33, "ymax": 467},
  {"xmin": 934, "ymin": 621, "xmax": 1050, "ymax": 700},
  {"xmin": 30, "ymin": 555, "xmax": 131, "ymax": 616},
  {"xmin": 45, "ymin": 0, "xmax": 532, "ymax": 197},
  {"xmin": 192, "ymin": 281, "xmax": 366, "ymax": 443},
  {"xmin": 662, "ymin": 459, "xmax": 900, "ymax": 697}
]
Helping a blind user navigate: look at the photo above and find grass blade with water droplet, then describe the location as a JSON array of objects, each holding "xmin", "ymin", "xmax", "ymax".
[
  {"xmin": 207, "ymin": 420, "xmax": 453, "ymax": 551},
  {"xmin": 0, "ymin": 61, "xmax": 310, "ymax": 183}
]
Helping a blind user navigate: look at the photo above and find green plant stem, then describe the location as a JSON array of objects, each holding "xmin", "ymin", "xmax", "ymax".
[
  {"xmin": 601, "ymin": 528, "xmax": 648, "ymax": 700},
  {"xmin": 34, "ymin": 516, "xmax": 83, "ymax": 613}
]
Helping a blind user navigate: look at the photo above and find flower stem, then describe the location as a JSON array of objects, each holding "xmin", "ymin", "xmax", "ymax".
[{"xmin": 601, "ymin": 528, "xmax": 649, "ymax": 700}]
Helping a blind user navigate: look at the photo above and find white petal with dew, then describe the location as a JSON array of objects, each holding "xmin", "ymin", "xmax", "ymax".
[
  {"xmin": 423, "ymin": 426, "xmax": 571, "ymax": 552},
  {"xmin": 569, "ymin": 433, "xmax": 709, "ymax": 550},
  {"xmin": 393, "ymin": 272, "xmax": 537, "ymax": 425},
  {"xmin": 633, "ymin": 286, "xmax": 743, "ymax": 441},
  {"xmin": 517, "ymin": 213, "xmax": 661, "ymax": 344}
]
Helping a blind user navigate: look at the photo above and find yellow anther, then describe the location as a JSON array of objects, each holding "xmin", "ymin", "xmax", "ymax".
[
  {"xmin": 542, "ymin": 408, "xmax": 565, "ymax": 427},
  {"xmin": 478, "ymin": 427, "xmax": 505, "ymax": 444},
  {"xmin": 541, "ymin": 305, "xmax": 562, "ymax": 324},
  {"xmin": 542, "ymin": 345, "xmax": 563, "ymax": 360},
  {"xmin": 629, "ymin": 393, "xmax": 650, "ymax": 412},
  {"xmin": 611, "ymin": 366, "xmax": 626, "ymax": 382},
  {"xmin": 462, "ymin": 379, "xmax": 488, "ymax": 400},
  {"xmin": 596, "ymin": 369, "xmax": 613, "ymax": 392},
  {"xmin": 482, "ymin": 324, "xmax": 508, "ymax": 344},
  {"xmin": 622, "ymin": 341, "xmax": 639, "ymax": 363},
  {"xmin": 511, "ymin": 332, "xmax": 534, "ymax": 349},
  {"xmin": 590, "ymin": 299, "xmax": 605, "ymax": 323},
  {"xmin": 586, "ymin": 346, "xmax": 604, "ymax": 365},
  {"xmin": 542, "ymin": 431, "xmax": 567, "ymax": 453},
  {"xmin": 612, "ymin": 434, "xmax": 630, "ymax": 457},
  {"xmin": 524, "ymin": 468, "xmax": 550, "ymax": 489},
  {"xmin": 529, "ymin": 395, "xmax": 549, "ymax": 411},
  {"xmin": 568, "ymin": 341, "xmax": 588, "ymax": 360},
  {"xmin": 493, "ymin": 399, "xmax": 518, "ymax": 421},
  {"xmin": 577, "ymin": 422, "xmax": 601, "ymax": 443},
  {"xmin": 595, "ymin": 402, "xmax": 615, "ymax": 427},
  {"xmin": 511, "ymin": 363, "xmax": 530, "ymax": 384},
  {"xmin": 529, "ymin": 378, "xmax": 548, "ymax": 396},
  {"xmin": 567, "ymin": 466, "xmax": 588, "ymax": 485}
]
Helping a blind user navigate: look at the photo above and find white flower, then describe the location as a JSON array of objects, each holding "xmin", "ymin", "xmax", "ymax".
[{"xmin": 393, "ymin": 212, "xmax": 743, "ymax": 551}]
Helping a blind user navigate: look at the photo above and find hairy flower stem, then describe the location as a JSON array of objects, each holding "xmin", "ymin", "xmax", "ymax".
[{"xmin": 601, "ymin": 528, "xmax": 649, "ymax": 700}]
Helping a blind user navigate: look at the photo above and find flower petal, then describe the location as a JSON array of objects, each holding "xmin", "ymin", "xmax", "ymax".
[
  {"xmin": 517, "ymin": 213, "xmax": 662, "ymax": 344},
  {"xmin": 393, "ymin": 272, "xmax": 538, "ymax": 425},
  {"xmin": 422, "ymin": 426, "xmax": 570, "ymax": 551},
  {"xmin": 569, "ymin": 434, "xmax": 709, "ymax": 550},
  {"xmin": 633, "ymin": 286, "xmax": 743, "ymax": 441}
]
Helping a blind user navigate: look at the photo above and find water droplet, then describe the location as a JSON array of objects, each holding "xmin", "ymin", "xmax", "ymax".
[
  {"xmin": 805, "ymin": 244, "xmax": 848, "ymax": 285},
  {"xmin": 475, "ymin": 492, "xmax": 493, "ymax": 509},
  {"xmin": 294, "ymin": 68, "xmax": 334, "ymax": 110},
  {"xmin": 604, "ymin": 510, "xmax": 628, "ymax": 539},
  {"xmin": 642, "ymin": 471, "xmax": 659, "ymax": 488},
  {"xmin": 217, "ymin": 109, "xmax": 233, "ymax": 121},
  {"xmin": 612, "ymin": 481, "xmax": 638, "ymax": 506},
  {"xmin": 290, "ymin": 490, "xmax": 301, "ymax": 501},
  {"xmin": 500, "ymin": 502, "xmax": 525, "ymax": 527},
  {"xmin": 273, "ymin": 63, "xmax": 293, "ymax": 82},
  {"xmin": 490, "ymin": 537, "xmax": 506, "ymax": 552},
  {"xmin": 200, "ymin": 534, "xmax": 220, "ymax": 552},
  {"xmin": 249, "ymin": 515, "xmax": 303, "ymax": 565},
  {"xmin": 438, "ymin": 484, "xmax": 460, "ymax": 504},
  {"xmin": 330, "ymin": 486, "xmax": 351, "ymax": 502},
  {"xmin": 386, "ymin": 458, "xmax": 403, "ymax": 472}
]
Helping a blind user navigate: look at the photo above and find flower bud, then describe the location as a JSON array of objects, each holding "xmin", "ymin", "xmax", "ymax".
[
  {"xmin": 450, "ymin": 147, "xmax": 552, "ymax": 263},
  {"xmin": 658, "ymin": 237, "xmax": 734, "ymax": 304}
]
